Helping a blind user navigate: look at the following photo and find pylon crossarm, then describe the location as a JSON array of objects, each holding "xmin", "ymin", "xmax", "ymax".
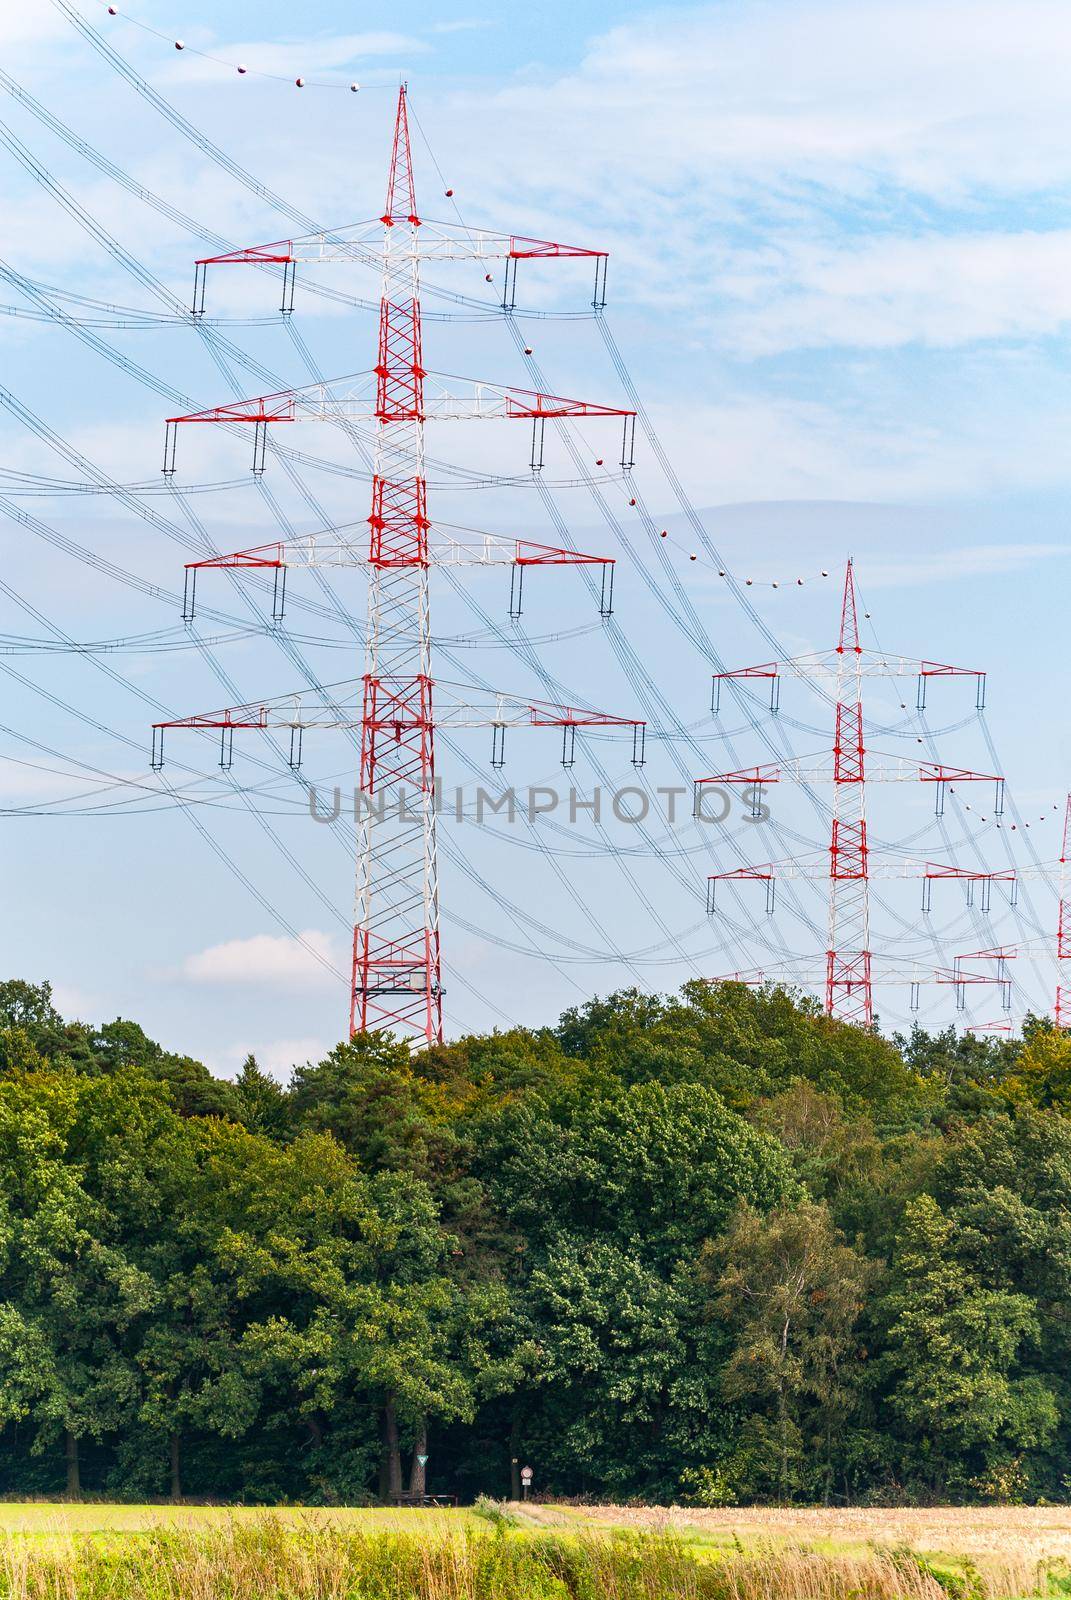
[
  {"xmin": 923, "ymin": 863, "xmax": 1016, "ymax": 881},
  {"xmin": 707, "ymin": 957, "xmax": 1006, "ymax": 989},
  {"xmin": 187, "ymin": 531, "xmax": 611, "ymax": 571},
  {"xmin": 937, "ymin": 968, "xmax": 1012, "ymax": 982},
  {"xmin": 696, "ymin": 764, "xmax": 782, "ymax": 787},
  {"xmin": 192, "ymin": 222, "xmax": 609, "ymax": 315},
  {"xmin": 180, "ymin": 529, "xmax": 615, "ymax": 625},
  {"xmin": 691, "ymin": 754, "xmax": 1001, "ymax": 790},
  {"xmin": 163, "ymin": 374, "xmax": 636, "ymax": 476},
  {"xmin": 165, "ymin": 375, "xmax": 631, "ymax": 424},
  {"xmin": 426, "ymin": 698, "xmax": 638, "ymax": 729},
  {"xmin": 197, "ymin": 223, "xmax": 605, "ymax": 267},
  {"xmin": 712, "ymin": 651, "xmax": 986, "ymax": 716},
  {"xmin": 771, "ymin": 754, "xmax": 1001, "ymax": 786},
  {"xmin": 953, "ymin": 946, "xmax": 1019, "ymax": 965},
  {"xmin": 151, "ymin": 679, "xmax": 644, "ymax": 769},
  {"xmin": 715, "ymin": 650, "xmax": 985, "ymax": 681},
  {"xmin": 705, "ymin": 856, "xmax": 1020, "ymax": 885},
  {"xmin": 435, "ymin": 685, "xmax": 645, "ymax": 766}
]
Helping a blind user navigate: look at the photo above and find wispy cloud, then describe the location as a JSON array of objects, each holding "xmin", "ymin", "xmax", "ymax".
[
  {"xmin": 0, "ymin": 11, "xmax": 69, "ymax": 46},
  {"xmin": 215, "ymin": 1036, "xmax": 330, "ymax": 1081},
  {"xmin": 489, "ymin": 1, "xmax": 1071, "ymax": 199},
  {"xmin": 718, "ymin": 231, "xmax": 1071, "ymax": 355},
  {"xmin": 154, "ymin": 31, "xmax": 428, "ymax": 84},
  {"xmin": 180, "ymin": 931, "xmax": 338, "ymax": 988},
  {"xmin": 431, "ymin": 20, "xmax": 495, "ymax": 34},
  {"xmin": 856, "ymin": 543, "xmax": 1071, "ymax": 589}
]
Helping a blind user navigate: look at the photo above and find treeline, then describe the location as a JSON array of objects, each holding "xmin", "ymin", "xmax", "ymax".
[{"xmin": 1, "ymin": 978, "xmax": 1070, "ymax": 1506}]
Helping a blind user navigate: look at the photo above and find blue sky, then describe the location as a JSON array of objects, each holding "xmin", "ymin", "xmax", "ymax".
[{"xmin": 4, "ymin": 0, "xmax": 1071, "ymax": 1073}]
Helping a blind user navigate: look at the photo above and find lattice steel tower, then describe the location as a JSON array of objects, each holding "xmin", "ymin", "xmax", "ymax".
[{"xmin": 153, "ymin": 87, "xmax": 641, "ymax": 1045}]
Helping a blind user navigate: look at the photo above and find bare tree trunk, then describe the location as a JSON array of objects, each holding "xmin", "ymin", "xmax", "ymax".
[
  {"xmin": 408, "ymin": 1418, "xmax": 428, "ymax": 1499},
  {"xmin": 64, "ymin": 1430, "xmax": 80, "ymax": 1499},
  {"xmin": 382, "ymin": 1397, "xmax": 403, "ymax": 1500},
  {"xmin": 169, "ymin": 1433, "xmax": 182, "ymax": 1503}
]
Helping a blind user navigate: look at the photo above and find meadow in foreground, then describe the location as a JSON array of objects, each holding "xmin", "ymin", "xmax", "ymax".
[{"xmin": 0, "ymin": 1517, "xmax": 1059, "ymax": 1600}]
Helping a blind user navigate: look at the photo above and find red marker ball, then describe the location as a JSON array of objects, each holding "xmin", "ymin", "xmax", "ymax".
[
  {"xmin": 108, "ymin": 5, "xmax": 117, "ymax": 12},
  {"xmin": 660, "ymin": 530, "xmax": 668, "ymax": 539},
  {"xmin": 628, "ymin": 497, "xmax": 636, "ymax": 506},
  {"xmin": 595, "ymin": 458, "xmax": 604, "ymax": 466},
  {"xmin": 689, "ymin": 554, "xmax": 697, "ymax": 561},
  {"xmin": 350, "ymin": 83, "xmax": 360, "ymax": 93},
  {"xmin": 237, "ymin": 64, "xmax": 247, "ymax": 74},
  {"xmin": 174, "ymin": 39, "xmax": 185, "ymax": 49},
  {"xmin": 485, "ymin": 273, "xmax": 493, "ymax": 282},
  {"xmin": 746, "ymin": 578, "xmax": 753, "ymax": 586},
  {"xmin": 295, "ymin": 77, "xmax": 305, "ymax": 87},
  {"xmin": 445, "ymin": 188, "xmax": 454, "ymax": 196},
  {"xmin": 524, "ymin": 347, "xmax": 532, "ymax": 355}
]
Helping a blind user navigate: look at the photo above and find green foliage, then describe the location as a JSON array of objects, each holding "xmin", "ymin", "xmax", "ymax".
[
  {"xmin": 875, "ymin": 1194, "xmax": 1058, "ymax": 1494},
  {"xmin": 1, "ymin": 1519, "xmax": 1023, "ymax": 1600},
  {"xmin": 4, "ymin": 974, "xmax": 1071, "ymax": 1504},
  {"xmin": 471, "ymin": 1493, "xmax": 523, "ymax": 1527},
  {"xmin": 705, "ymin": 1199, "xmax": 875, "ymax": 1501}
]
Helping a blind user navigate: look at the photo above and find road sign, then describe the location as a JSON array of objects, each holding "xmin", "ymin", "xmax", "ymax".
[
  {"xmin": 520, "ymin": 1465, "xmax": 533, "ymax": 1483},
  {"xmin": 417, "ymin": 1453, "xmax": 429, "ymax": 1466}
]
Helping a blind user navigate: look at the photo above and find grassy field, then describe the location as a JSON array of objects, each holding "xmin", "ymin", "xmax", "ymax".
[
  {"xmin": 0, "ymin": 1501, "xmax": 1066, "ymax": 1598},
  {"xmin": 2, "ymin": 1500, "xmax": 1071, "ymax": 1558}
]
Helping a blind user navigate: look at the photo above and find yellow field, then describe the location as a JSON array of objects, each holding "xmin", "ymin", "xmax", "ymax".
[
  {"xmin": 566, "ymin": 1503, "xmax": 1071, "ymax": 1562},
  {"xmin": 0, "ymin": 1502, "xmax": 476, "ymax": 1540},
  {"xmin": 1, "ymin": 1499, "xmax": 1071, "ymax": 1561},
  {"xmin": 0, "ymin": 1504, "xmax": 1064, "ymax": 1600}
]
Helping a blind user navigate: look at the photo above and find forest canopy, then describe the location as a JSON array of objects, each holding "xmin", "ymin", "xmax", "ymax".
[{"xmin": 1, "ymin": 974, "xmax": 1069, "ymax": 1507}]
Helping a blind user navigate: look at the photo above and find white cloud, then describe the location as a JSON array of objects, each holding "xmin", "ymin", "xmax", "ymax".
[
  {"xmin": 646, "ymin": 389, "xmax": 1071, "ymax": 502},
  {"xmin": 181, "ymin": 930, "xmax": 339, "ymax": 988},
  {"xmin": 0, "ymin": 9, "xmax": 69, "ymax": 46},
  {"xmin": 431, "ymin": 20, "xmax": 493, "ymax": 35},
  {"xmin": 50, "ymin": 982, "xmax": 99, "ymax": 1021},
  {"xmin": 415, "ymin": 0, "xmax": 1071, "ymax": 348},
  {"xmin": 215, "ymin": 1035, "xmax": 329, "ymax": 1081},
  {"xmin": 153, "ymin": 32, "xmax": 427, "ymax": 85},
  {"xmin": 719, "ymin": 231, "xmax": 1071, "ymax": 355},
  {"xmin": 488, "ymin": 1, "xmax": 1071, "ymax": 198}
]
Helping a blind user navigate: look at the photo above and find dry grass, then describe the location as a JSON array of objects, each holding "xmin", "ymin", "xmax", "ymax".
[
  {"xmin": 568, "ymin": 1505, "xmax": 1071, "ymax": 1564},
  {"xmin": 0, "ymin": 1517, "xmax": 1056, "ymax": 1600}
]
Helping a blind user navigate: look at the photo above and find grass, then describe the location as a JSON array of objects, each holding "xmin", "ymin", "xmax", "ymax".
[{"xmin": 0, "ymin": 1516, "xmax": 1057, "ymax": 1600}]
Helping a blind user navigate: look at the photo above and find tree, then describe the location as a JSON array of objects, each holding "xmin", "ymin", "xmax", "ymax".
[
  {"xmin": 290, "ymin": 1035, "xmax": 454, "ymax": 1180},
  {"xmin": 875, "ymin": 1194, "xmax": 1057, "ymax": 1497},
  {"xmin": 706, "ymin": 1200, "xmax": 875, "ymax": 1502},
  {"xmin": 477, "ymin": 1078, "xmax": 797, "ymax": 1267},
  {"xmin": 524, "ymin": 1235, "xmax": 686, "ymax": 1491},
  {"xmin": 0, "ymin": 1069, "xmax": 161, "ymax": 1494},
  {"xmin": 232, "ymin": 1055, "xmax": 290, "ymax": 1140}
]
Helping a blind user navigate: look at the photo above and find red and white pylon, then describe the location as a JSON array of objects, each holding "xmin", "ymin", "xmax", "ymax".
[
  {"xmin": 1056, "ymin": 795, "xmax": 1071, "ymax": 1027},
  {"xmin": 826, "ymin": 558, "xmax": 870, "ymax": 1022},
  {"xmin": 699, "ymin": 560, "xmax": 1007, "ymax": 1027},
  {"xmin": 155, "ymin": 87, "xmax": 638, "ymax": 1045}
]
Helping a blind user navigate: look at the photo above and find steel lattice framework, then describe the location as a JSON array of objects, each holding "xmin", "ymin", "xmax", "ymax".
[
  {"xmin": 1056, "ymin": 796, "xmax": 1071, "ymax": 1027},
  {"xmin": 699, "ymin": 561, "xmax": 1009, "ymax": 1026},
  {"xmin": 153, "ymin": 87, "xmax": 643, "ymax": 1044}
]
